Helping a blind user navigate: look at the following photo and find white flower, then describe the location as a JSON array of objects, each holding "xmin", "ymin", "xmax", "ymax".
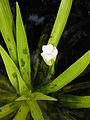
[{"xmin": 41, "ymin": 44, "xmax": 58, "ymax": 66}]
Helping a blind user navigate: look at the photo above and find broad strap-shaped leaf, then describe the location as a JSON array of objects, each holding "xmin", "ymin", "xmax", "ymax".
[
  {"xmin": 27, "ymin": 100, "xmax": 44, "ymax": 120},
  {"xmin": 0, "ymin": 102, "xmax": 20, "ymax": 119},
  {"xmin": 16, "ymin": 2, "xmax": 31, "ymax": 90},
  {"xmin": 59, "ymin": 95, "xmax": 90, "ymax": 108},
  {"xmin": 37, "ymin": 50, "xmax": 90, "ymax": 94},
  {"xmin": 48, "ymin": 0, "xmax": 73, "ymax": 47},
  {"xmin": 15, "ymin": 92, "xmax": 57, "ymax": 101},
  {"xmin": 13, "ymin": 101, "xmax": 29, "ymax": 120},
  {"xmin": 0, "ymin": 0, "xmax": 17, "ymax": 64},
  {"xmin": 0, "ymin": 0, "xmax": 15, "ymax": 33},
  {"xmin": 0, "ymin": 46, "xmax": 29, "ymax": 94}
]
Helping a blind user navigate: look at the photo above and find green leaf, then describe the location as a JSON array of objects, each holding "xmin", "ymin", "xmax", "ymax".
[
  {"xmin": 0, "ymin": 102, "xmax": 20, "ymax": 119},
  {"xmin": 0, "ymin": 0, "xmax": 17, "ymax": 64},
  {"xmin": 48, "ymin": 0, "xmax": 73, "ymax": 47},
  {"xmin": 30, "ymin": 92, "xmax": 57, "ymax": 101},
  {"xmin": 0, "ymin": 0, "xmax": 15, "ymax": 33},
  {"xmin": 0, "ymin": 46, "xmax": 19, "ymax": 93},
  {"xmin": 27, "ymin": 100, "xmax": 44, "ymax": 120},
  {"xmin": 37, "ymin": 50, "xmax": 90, "ymax": 94},
  {"xmin": 59, "ymin": 95, "xmax": 90, "ymax": 108},
  {"xmin": 0, "ymin": 111, "xmax": 17, "ymax": 120},
  {"xmin": 16, "ymin": 2, "xmax": 31, "ymax": 90},
  {"xmin": 17, "ymin": 74, "xmax": 29, "ymax": 95},
  {"xmin": 13, "ymin": 101, "xmax": 29, "ymax": 120},
  {"xmin": 0, "ymin": 46, "xmax": 29, "ymax": 94},
  {"xmin": 16, "ymin": 92, "xmax": 57, "ymax": 101}
]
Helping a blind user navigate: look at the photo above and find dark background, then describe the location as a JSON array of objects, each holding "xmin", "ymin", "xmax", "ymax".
[
  {"xmin": 0, "ymin": 0, "xmax": 90, "ymax": 94},
  {"xmin": 8, "ymin": 0, "xmax": 90, "ymax": 79},
  {"xmin": 0, "ymin": 0, "xmax": 90, "ymax": 119},
  {"xmin": 9, "ymin": 0, "xmax": 90, "ymax": 67}
]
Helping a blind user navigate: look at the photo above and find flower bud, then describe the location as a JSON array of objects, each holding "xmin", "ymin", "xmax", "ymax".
[{"xmin": 41, "ymin": 44, "xmax": 58, "ymax": 66}]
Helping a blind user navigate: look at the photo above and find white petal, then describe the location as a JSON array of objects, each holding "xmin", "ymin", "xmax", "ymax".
[
  {"xmin": 42, "ymin": 44, "xmax": 53, "ymax": 54},
  {"xmin": 51, "ymin": 47, "xmax": 58, "ymax": 57},
  {"xmin": 41, "ymin": 44, "xmax": 58, "ymax": 66},
  {"xmin": 41, "ymin": 52, "xmax": 45, "ymax": 58},
  {"xmin": 45, "ymin": 54, "xmax": 53, "ymax": 61}
]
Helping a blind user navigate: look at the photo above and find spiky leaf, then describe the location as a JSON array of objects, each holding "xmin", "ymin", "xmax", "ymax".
[
  {"xmin": 37, "ymin": 50, "xmax": 90, "ymax": 94},
  {"xmin": 0, "ymin": 0, "xmax": 17, "ymax": 63},
  {"xmin": 48, "ymin": 0, "xmax": 73, "ymax": 47},
  {"xmin": 16, "ymin": 92, "xmax": 57, "ymax": 101},
  {"xmin": 16, "ymin": 2, "xmax": 31, "ymax": 89},
  {"xmin": 0, "ymin": 46, "xmax": 29, "ymax": 94}
]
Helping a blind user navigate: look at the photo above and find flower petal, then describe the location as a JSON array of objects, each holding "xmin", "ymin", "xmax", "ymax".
[
  {"xmin": 42, "ymin": 44, "xmax": 53, "ymax": 54},
  {"xmin": 41, "ymin": 44, "xmax": 58, "ymax": 66}
]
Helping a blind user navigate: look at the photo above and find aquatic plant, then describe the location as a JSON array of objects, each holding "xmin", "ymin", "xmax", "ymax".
[{"xmin": 0, "ymin": 0, "xmax": 90, "ymax": 120}]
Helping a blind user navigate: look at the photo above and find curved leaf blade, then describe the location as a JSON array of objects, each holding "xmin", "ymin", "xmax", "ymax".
[
  {"xmin": 48, "ymin": 0, "xmax": 73, "ymax": 47},
  {"xmin": 0, "ymin": 46, "xmax": 19, "ymax": 93},
  {"xmin": 37, "ymin": 50, "xmax": 90, "ymax": 94},
  {"xmin": 0, "ymin": 46, "xmax": 29, "ymax": 94},
  {"xmin": 0, "ymin": 0, "xmax": 15, "ymax": 33},
  {"xmin": 0, "ymin": 0, "xmax": 17, "ymax": 64}
]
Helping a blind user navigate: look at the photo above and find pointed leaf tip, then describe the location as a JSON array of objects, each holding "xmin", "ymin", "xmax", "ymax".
[{"xmin": 16, "ymin": 1, "xmax": 31, "ymax": 89}]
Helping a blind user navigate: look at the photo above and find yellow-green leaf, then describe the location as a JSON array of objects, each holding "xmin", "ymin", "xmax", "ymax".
[
  {"xmin": 13, "ymin": 101, "xmax": 29, "ymax": 120},
  {"xmin": 0, "ymin": 46, "xmax": 29, "ymax": 94},
  {"xmin": 0, "ymin": 102, "xmax": 20, "ymax": 119},
  {"xmin": 27, "ymin": 100, "xmax": 44, "ymax": 120},
  {"xmin": 37, "ymin": 50, "xmax": 90, "ymax": 94},
  {"xmin": 0, "ymin": 0, "xmax": 15, "ymax": 33},
  {"xmin": 16, "ymin": 92, "xmax": 57, "ymax": 101},
  {"xmin": 0, "ymin": 0, "xmax": 17, "ymax": 64},
  {"xmin": 48, "ymin": 0, "xmax": 73, "ymax": 47},
  {"xmin": 17, "ymin": 74, "xmax": 29, "ymax": 95},
  {"xmin": 16, "ymin": 2, "xmax": 31, "ymax": 90}
]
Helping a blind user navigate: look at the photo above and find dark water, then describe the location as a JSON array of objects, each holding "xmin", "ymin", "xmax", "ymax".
[{"xmin": 0, "ymin": 0, "xmax": 90, "ymax": 119}]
